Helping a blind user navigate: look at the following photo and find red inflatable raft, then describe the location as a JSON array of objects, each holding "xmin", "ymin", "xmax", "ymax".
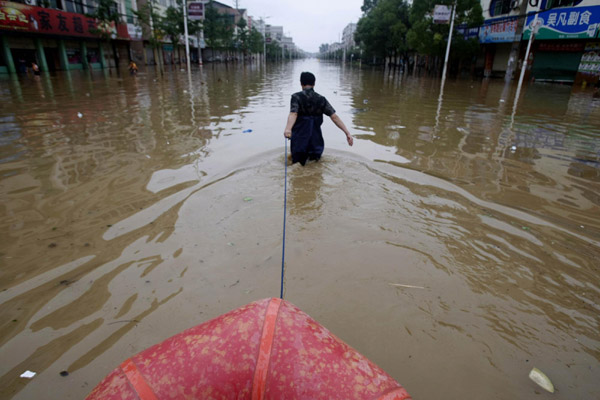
[{"xmin": 86, "ymin": 298, "xmax": 411, "ymax": 400}]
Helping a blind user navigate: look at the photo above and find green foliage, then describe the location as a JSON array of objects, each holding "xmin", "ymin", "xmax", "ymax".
[
  {"xmin": 160, "ymin": 3, "xmax": 201, "ymax": 46},
  {"xmin": 86, "ymin": 0, "xmax": 120, "ymax": 40},
  {"xmin": 361, "ymin": 0, "xmax": 379, "ymax": 14},
  {"xmin": 355, "ymin": 0, "xmax": 410, "ymax": 60},
  {"xmin": 133, "ymin": 3, "xmax": 164, "ymax": 47},
  {"xmin": 248, "ymin": 27, "xmax": 265, "ymax": 54},
  {"xmin": 235, "ymin": 17, "xmax": 249, "ymax": 52},
  {"xmin": 266, "ymin": 42, "xmax": 281, "ymax": 60},
  {"xmin": 204, "ymin": 0, "xmax": 233, "ymax": 50},
  {"xmin": 162, "ymin": 6, "xmax": 184, "ymax": 45},
  {"xmin": 406, "ymin": 0, "xmax": 483, "ymax": 57},
  {"xmin": 355, "ymin": 0, "xmax": 483, "ymax": 64}
]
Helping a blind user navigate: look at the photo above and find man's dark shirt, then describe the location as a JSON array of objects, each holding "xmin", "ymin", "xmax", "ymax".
[
  {"xmin": 290, "ymin": 88, "xmax": 335, "ymax": 117},
  {"xmin": 289, "ymin": 88, "xmax": 335, "ymax": 165}
]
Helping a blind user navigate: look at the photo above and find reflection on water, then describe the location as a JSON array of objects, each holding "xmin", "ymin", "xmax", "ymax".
[{"xmin": 0, "ymin": 61, "xmax": 599, "ymax": 400}]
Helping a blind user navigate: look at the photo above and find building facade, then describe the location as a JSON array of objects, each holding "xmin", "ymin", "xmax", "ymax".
[
  {"xmin": 342, "ymin": 22, "xmax": 356, "ymax": 50},
  {"xmin": 478, "ymin": 0, "xmax": 600, "ymax": 83},
  {"xmin": 0, "ymin": 0, "xmax": 138, "ymax": 74}
]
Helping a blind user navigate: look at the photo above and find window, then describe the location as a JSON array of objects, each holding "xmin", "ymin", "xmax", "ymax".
[
  {"xmin": 490, "ymin": 0, "xmax": 512, "ymax": 17},
  {"xmin": 541, "ymin": 0, "xmax": 582, "ymax": 10}
]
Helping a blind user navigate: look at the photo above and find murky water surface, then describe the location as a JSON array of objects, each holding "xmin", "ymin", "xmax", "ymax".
[{"xmin": 1, "ymin": 60, "xmax": 599, "ymax": 399}]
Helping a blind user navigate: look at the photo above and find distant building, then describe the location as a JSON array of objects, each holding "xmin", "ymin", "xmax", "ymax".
[
  {"xmin": 265, "ymin": 25, "xmax": 283, "ymax": 44},
  {"xmin": 249, "ymin": 16, "xmax": 265, "ymax": 35},
  {"xmin": 282, "ymin": 36, "xmax": 295, "ymax": 53},
  {"xmin": 342, "ymin": 23, "xmax": 356, "ymax": 50},
  {"xmin": 330, "ymin": 42, "xmax": 343, "ymax": 52}
]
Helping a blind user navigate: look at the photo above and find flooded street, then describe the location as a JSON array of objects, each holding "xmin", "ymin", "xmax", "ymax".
[{"xmin": 1, "ymin": 59, "xmax": 599, "ymax": 399}]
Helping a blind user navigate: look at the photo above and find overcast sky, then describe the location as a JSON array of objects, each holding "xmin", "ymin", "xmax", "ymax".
[{"xmin": 233, "ymin": 0, "xmax": 365, "ymax": 53}]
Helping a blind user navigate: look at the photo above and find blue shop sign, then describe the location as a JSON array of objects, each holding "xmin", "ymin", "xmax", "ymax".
[
  {"xmin": 479, "ymin": 16, "xmax": 519, "ymax": 43},
  {"xmin": 524, "ymin": 5, "xmax": 600, "ymax": 40},
  {"xmin": 457, "ymin": 24, "xmax": 480, "ymax": 40}
]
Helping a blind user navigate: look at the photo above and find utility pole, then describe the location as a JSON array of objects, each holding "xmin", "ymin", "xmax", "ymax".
[
  {"xmin": 504, "ymin": 0, "xmax": 529, "ymax": 82},
  {"xmin": 441, "ymin": 2, "xmax": 456, "ymax": 80},
  {"xmin": 183, "ymin": 0, "xmax": 191, "ymax": 71}
]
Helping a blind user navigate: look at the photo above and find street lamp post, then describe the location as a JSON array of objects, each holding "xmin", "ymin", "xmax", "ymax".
[{"xmin": 259, "ymin": 16, "xmax": 270, "ymax": 62}]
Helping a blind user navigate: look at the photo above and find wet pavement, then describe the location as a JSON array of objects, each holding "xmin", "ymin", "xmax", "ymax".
[{"xmin": 0, "ymin": 59, "xmax": 599, "ymax": 399}]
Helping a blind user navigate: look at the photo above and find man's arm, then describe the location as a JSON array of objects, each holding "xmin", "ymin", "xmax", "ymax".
[
  {"xmin": 284, "ymin": 112, "xmax": 297, "ymax": 138},
  {"xmin": 330, "ymin": 113, "xmax": 354, "ymax": 146}
]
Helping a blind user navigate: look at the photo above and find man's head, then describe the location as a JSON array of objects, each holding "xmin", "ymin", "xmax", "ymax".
[{"xmin": 300, "ymin": 72, "xmax": 316, "ymax": 87}]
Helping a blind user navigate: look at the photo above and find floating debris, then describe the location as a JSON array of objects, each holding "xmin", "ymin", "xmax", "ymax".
[
  {"xmin": 60, "ymin": 371, "xmax": 69, "ymax": 377},
  {"xmin": 528, "ymin": 367, "xmax": 555, "ymax": 393},
  {"xmin": 242, "ymin": 129, "xmax": 253, "ymax": 133},
  {"xmin": 77, "ymin": 112, "xmax": 83, "ymax": 118},
  {"xmin": 388, "ymin": 283, "xmax": 426, "ymax": 289},
  {"xmin": 243, "ymin": 197, "xmax": 253, "ymax": 202},
  {"xmin": 20, "ymin": 370, "xmax": 36, "ymax": 379}
]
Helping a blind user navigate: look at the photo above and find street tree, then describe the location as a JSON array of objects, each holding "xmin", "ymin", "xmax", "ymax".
[
  {"xmin": 204, "ymin": 1, "xmax": 234, "ymax": 54},
  {"xmin": 247, "ymin": 27, "xmax": 264, "ymax": 55},
  {"xmin": 160, "ymin": 1, "xmax": 201, "ymax": 62},
  {"xmin": 355, "ymin": 0, "xmax": 411, "ymax": 65},
  {"xmin": 235, "ymin": 17, "xmax": 249, "ymax": 56},
  {"xmin": 406, "ymin": 0, "xmax": 483, "ymax": 71},
  {"xmin": 87, "ymin": 0, "xmax": 120, "ymax": 40},
  {"xmin": 134, "ymin": 3, "xmax": 166, "ymax": 69},
  {"xmin": 86, "ymin": 0, "xmax": 121, "ymax": 68}
]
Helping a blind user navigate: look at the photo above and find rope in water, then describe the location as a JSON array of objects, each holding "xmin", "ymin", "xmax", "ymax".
[{"xmin": 280, "ymin": 138, "xmax": 288, "ymax": 299}]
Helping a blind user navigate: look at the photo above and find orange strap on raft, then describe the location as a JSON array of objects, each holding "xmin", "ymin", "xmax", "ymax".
[
  {"xmin": 120, "ymin": 358, "xmax": 159, "ymax": 400},
  {"xmin": 251, "ymin": 297, "xmax": 282, "ymax": 400},
  {"xmin": 376, "ymin": 387, "xmax": 412, "ymax": 400}
]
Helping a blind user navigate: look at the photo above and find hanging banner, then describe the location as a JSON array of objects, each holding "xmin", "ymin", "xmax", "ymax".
[
  {"xmin": 523, "ymin": 5, "xmax": 600, "ymax": 40},
  {"xmin": 0, "ymin": 0, "xmax": 130, "ymax": 39},
  {"xmin": 479, "ymin": 16, "xmax": 519, "ymax": 43},
  {"xmin": 433, "ymin": 5, "xmax": 451, "ymax": 24}
]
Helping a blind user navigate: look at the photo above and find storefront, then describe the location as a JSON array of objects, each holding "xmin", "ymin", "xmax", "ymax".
[
  {"xmin": 0, "ymin": 0, "xmax": 131, "ymax": 73},
  {"xmin": 523, "ymin": 3, "xmax": 600, "ymax": 83},
  {"xmin": 479, "ymin": 15, "xmax": 520, "ymax": 78}
]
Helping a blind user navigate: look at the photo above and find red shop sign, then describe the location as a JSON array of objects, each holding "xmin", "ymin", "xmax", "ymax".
[{"xmin": 0, "ymin": 0, "xmax": 129, "ymax": 39}]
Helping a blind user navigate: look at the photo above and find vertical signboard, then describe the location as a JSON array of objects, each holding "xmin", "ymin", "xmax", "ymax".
[
  {"xmin": 188, "ymin": 1, "xmax": 205, "ymax": 21},
  {"xmin": 433, "ymin": 5, "xmax": 451, "ymax": 24}
]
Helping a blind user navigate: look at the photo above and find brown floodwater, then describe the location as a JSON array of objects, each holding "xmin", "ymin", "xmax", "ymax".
[{"xmin": 1, "ymin": 60, "xmax": 599, "ymax": 399}]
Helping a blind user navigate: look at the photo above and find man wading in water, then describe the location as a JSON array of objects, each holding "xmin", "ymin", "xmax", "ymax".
[{"xmin": 283, "ymin": 72, "xmax": 353, "ymax": 165}]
